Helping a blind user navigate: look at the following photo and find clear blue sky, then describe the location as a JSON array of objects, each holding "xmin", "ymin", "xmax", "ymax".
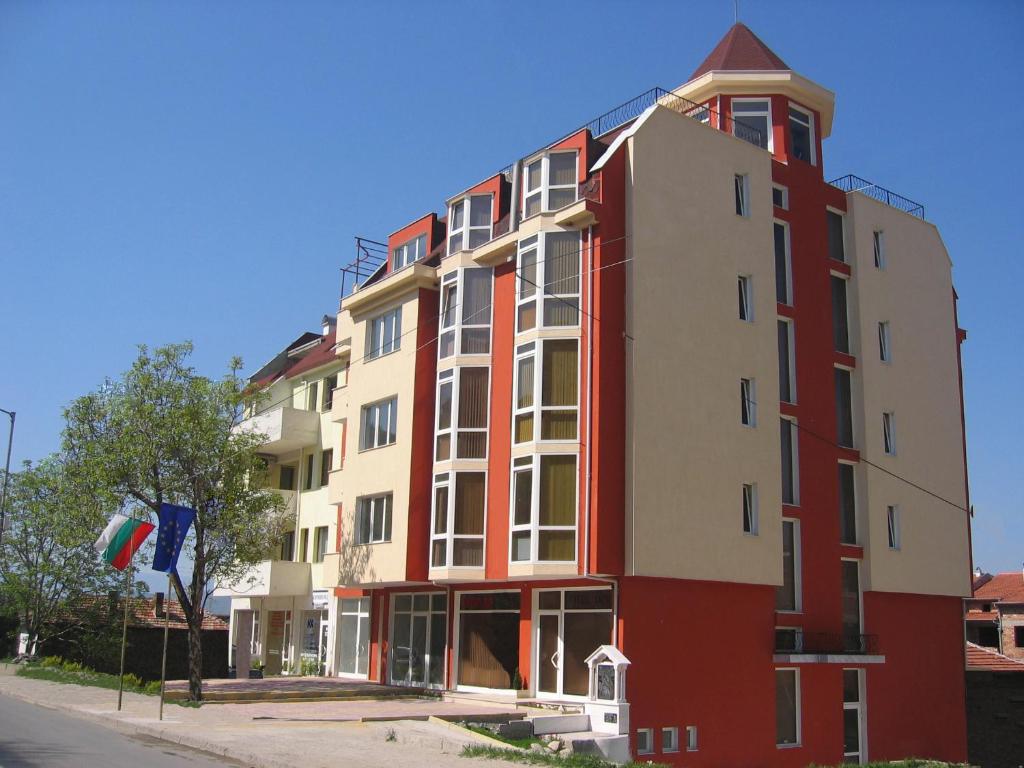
[{"xmin": 1, "ymin": 1, "xmax": 1021, "ymax": 588}]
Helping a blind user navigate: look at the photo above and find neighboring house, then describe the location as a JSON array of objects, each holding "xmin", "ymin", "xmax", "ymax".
[
  {"xmin": 40, "ymin": 593, "xmax": 229, "ymax": 681},
  {"xmin": 965, "ymin": 570, "xmax": 1024, "ymax": 658},
  {"xmin": 965, "ymin": 641, "xmax": 1024, "ymax": 768},
  {"xmin": 221, "ymin": 23, "xmax": 972, "ymax": 766}
]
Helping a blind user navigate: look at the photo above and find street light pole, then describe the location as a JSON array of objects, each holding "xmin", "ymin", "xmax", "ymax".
[{"xmin": 0, "ymin": 408, "xmax": 15, "ymax": 549}]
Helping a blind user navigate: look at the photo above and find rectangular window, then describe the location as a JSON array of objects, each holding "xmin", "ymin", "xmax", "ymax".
[
  {"xmin": 835, "ymin": 368, "xmax": 853, "ymax": 448},
  {"xmin": 788, "ymin": 105, "xmax": 815, "ymax": 165},
  {"xmin": 430, "ymin": 471, "xmax": 485, "ymax": 568},
  {"xmin": 662, "ymin": 727, "xmax": 679, "ymax": 753},
  {"xmin": 448, "ymin": 195, "xmax": 493, "ymax": 254},
  {"xmin": 303, "ymin": 453, "xmax": 314, "ymax": 490},
  {"xmin": 1015, "ymin": 627, "xmax": 1024, "ymax": 648},
  {"xmin": 279, "ymin": 464, "xmax": 296, "ymax": 491},
  {"xmin": 435, "ymin": 370, "xmax": 453, "ymax": 460},
  {"xmin": 741, "ymin": 378, "xmax": 756, "ymax": 427},
  {"xmin": 772, "ymin": 184, "xmax": 788, "ymax": 210},
  {"xmin": 843, "ymin": 669, "xmax": 863, "ymax": 761},
  {"xmin": 320, "ymin": 449, "xmax": 333, "ymax": 487},
  {"xmin": 777, "ymin": 519, "xmax": 800, "ymax": 611},
  {"xmin": 300, "ymin": 528, "xmax": 309, "ymax": 561},
  {"xmin": 542, "ymin": 231, "xmax": 581, "ymax": 327},
  {"xmin": 523, "ymin": 151, "xmax": 578, "ymax": 217},
  {"xmin": 883, "ymin": 412, "xmax": 896, "ymax": 455},
  {"xmin": 367, "ymin": 307, "xmax": 402, "ymax": 360},
  {"xmin": 356, "ymin": 494, "xmax": 392, "ymax": 545},
  {"xmin": 513, "ymin": 343, "xmax": 535, "ymax": 444},
  {"xmin": 838, "ymin": 463, "xmax": 857, "ymax": 545},
  {"xmin": 832, "ymin": 276, "xmax": 850, "ymax": 353},
  {"xmin": 873, "ymin": 230, "xmax": 886, "ymax": 269},
  {"xmin": 360, "ymin": 397, "xmax": 398, "ymax": 450},
  {"xmin": 841, "ymin": 560, "xmax": 862, "ymax": 649},
  {"xmin": 509, "ymin": 454, "xmax": 577, "ymax": 563},
  {"xmin": 456, "ymin": 367, "xmax": 489, "ymax": 459},
  {"xmin": 828, "ymin": 210, "xmax": 846, "ymax": 262},
  {"xmin": 774, "ymin": 222, "xmax": 791, "ymax": 304},
  {"xmin": 781, "ymin": 418, "xmax": 798, "ymax": 505},
  {"xmin": 305, "ymin": 381, "xmax": 319, "ymax": 411},
  {"xmin": 776, "ymin": 668, "xmax": 800, "ymax": 746},
  {"xmin": 732, "ymin": 98, "xmax": 771, "ymax": 150},
  {"xmin": 878, "ymin": 321, "xmax": 891, "ymax": 362},
  {"xmin": 460, "ymin": 268, "xmax": 493, "ymax": 353},
  {"xmin": 686, "ymin": 725, "xmax": 698, "ymax": 752},
  {"xmin": 778, "ymin": 320, "xmax": 795, "ymax": 404},
  {"xmin": 393, "ymin": 233, "xmax": 426, "ymax": 269},
  {"xmin": 322, "ymin": 374, "xmax": 337, "ymax": 411},
  {"xmin": 734, "ymin": 173, "xmax": 749, "ymax": 217},
  {"xmin": 439, "ymin": 272, "xmax": 458, "ymax": 358},
  {"xmin": 775, "ymin": 627, "xmax": 802, "ymax": 652},
  {"xmin": 742, "ymin": 483, "xmax": 758, "ymax": 535},
  {"xmin": 636, "ymin": 729, "xmax": 653, "ymax": 756},
  {"xmin": 313, "ymin": 525, "xmax": 328, "ymax": 563},
  {"xmin": 738, "ymin": 275, "xmax": 753, "ymax": 321},
  {"xmin": 541, "ymin": 339, "xmax": 579, "ymax": 440},
  {"xmin": 516, "ymin": 236, "xmax": 538, "ymax": 332},
  {"xmin": 887, "ymin": 504, "xmax": 900, "ymax": 550},
  {"xmin": 280, "ymin": 530, "xmax": 295, "ymax": 561}
]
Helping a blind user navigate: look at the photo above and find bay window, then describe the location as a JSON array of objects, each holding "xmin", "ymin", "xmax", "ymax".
[
  {"xmin": 516, "ymin": 231, "xmax": 581, "ymax": 332},
  {"xmin": 430, "ymin": 471, "xmax": 485, "ymax": 568},
  {"xmin": 438, "ymin": 267, "xmax": 493, "ymax": 358},
  {"xmin": 509, "ymin": 454, "xmax": 578, "ymax": 563},
  {"xmin": 448, "ymin": 195, "xmax": 493, "ymax": 254},
  {"xmin": 435, "ymin": 367, "xmax": 489, "ymax": 461},
  {"xmin": 523, "ymin": 151, "xmax": 578, "ymax": 218},
  {"xmin": 512, "ymin": 339, "xmax": 579, "ymax": 443}
]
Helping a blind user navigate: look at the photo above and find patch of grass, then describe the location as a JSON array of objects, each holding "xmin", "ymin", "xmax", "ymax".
[
  {"xmin": 463, "ymin": 724, "xmax": 541, "ymax": 750},
  {"xmin": 18, "ymin": 657, "xmax": 156, "ymax": 696},
  {"xmin": 460, "ymin": 744, "xmax": 668, "ymax": 768}
]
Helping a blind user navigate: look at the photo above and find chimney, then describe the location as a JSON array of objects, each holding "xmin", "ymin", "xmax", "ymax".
[
  {"xmin": 321, "ymin": 314, "xmax": 336, "ymax": 337},
  {"xmin": 154, "ymin": 592, "xmax": 165, "ymax": 619}
]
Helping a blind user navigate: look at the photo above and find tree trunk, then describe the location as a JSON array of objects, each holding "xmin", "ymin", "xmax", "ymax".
[{"xmin": 187, "ymin": 614, "xmax": 203, "ymax": 702}]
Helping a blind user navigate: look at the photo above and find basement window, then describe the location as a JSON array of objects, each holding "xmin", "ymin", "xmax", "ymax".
[{"xmin": 636, "ymin": 729, "xmax": 653, "ymax": 755}]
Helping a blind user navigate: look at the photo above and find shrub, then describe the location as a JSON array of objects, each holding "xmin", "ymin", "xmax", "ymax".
[
  {"xmin": 122, "ymin": 673, "xmax": 143, "ymax": 690},
  {"xmin": 60, "ymin": 660, "xmax": 84, "ymax": 673},
  {"xmin": 143, "ymin": 680, "xmax": 163, "ymax": 695},
  {"xmin": 39, "ymin": 655, "xmax": 64, "ymax": 668}
]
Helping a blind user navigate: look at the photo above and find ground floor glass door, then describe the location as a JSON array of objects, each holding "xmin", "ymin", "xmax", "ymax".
[
  {"xmin": 536, "ymin": 588, "xmax": 613, "ymax": 698},
  {"xmin": 390, "ymin": 593, "xmax": 446, "ymax": 688},
  {"xmin": 265, "ymin": 610, "xmax": 289, "ymax": 676},
  {"xmin": 338, "ymin": 598, "xmax": 370, "ymax": 677}
]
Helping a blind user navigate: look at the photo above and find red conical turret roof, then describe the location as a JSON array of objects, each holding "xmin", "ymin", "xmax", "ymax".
[{"xmin": 690, "ymin": 23, "xmax": 789, "ymax": 80}]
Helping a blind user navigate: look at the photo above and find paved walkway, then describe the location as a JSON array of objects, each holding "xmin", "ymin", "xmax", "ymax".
[{"xmin": 0, "ymin": 672, "xmax": 521, "ymax": 768}]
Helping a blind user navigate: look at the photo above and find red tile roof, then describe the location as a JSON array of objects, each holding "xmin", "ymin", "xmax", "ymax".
[
  {"xmin": 966, "ymin": 642, "xmax": 1024, "ymax": 672},
  {"xmin": 690, "ymin": 23, "xmax": 789, "ymax": 81},
  {"xmin": 965, "ymin": 610, "xmax": 998, "ymax": 623},
  {"xmin": 974, "ymin": 572, "xmax": 1024, "ymax": 604},
  {"xmin": 55, "ymin": 596, "xmax": 228, "ymax": 632},
  {"xmin": 285, "ymin": 330, "xmax": 337, "ymax": 379}
]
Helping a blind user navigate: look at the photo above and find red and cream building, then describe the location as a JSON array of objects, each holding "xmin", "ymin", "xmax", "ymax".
[{"xmin": 235, "ymin": 23, "xmax": 973, "ymax": 765}]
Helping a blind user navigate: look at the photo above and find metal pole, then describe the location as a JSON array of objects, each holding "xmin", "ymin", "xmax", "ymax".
[
  {"xmin": 158, "ymin": 572, "xmax": 172, "ymax": 720},
  {"xmin": 0, "ymin": 409, "xmax": 15, "ymax": 549},
  {"xmin": 116, "ymin": 513, "xmax": 135, "ymax": 712}
]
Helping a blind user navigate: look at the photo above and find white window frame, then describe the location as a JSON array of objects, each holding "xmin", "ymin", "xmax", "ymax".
[
  {"xmin": 366, "ymin": 306, "xmax": 402, "ymax": 360},
  {"xmin": 636, "ymin": 728, "xmax": 654, "ymax": 756},
  {"xmin": 438, "ymin": 268, "xmax": 494, "ymax": 359},
  {"xmin": 686, "ymin": 725, "xmax": 698, "ymax": 752},
  {"xmin": 788, "ymin": 103, "xmax": 817, "ymax": 166},
  {"xmin": 662, "ymin": 726, "xmax": 679, "ymax": 753},
  {"xmin": 434, "ymin": 369, "xmax": 454, "ymax": 461},
  {"xmin": 887, "ymin": 505, "xmax": 901, "ymax": 550},
  {"xmin": 778, "ymin": 319, "xmax": 797, "ymax": 404},
  {"xmin": 775, "ymin": 667, "xmax": 802, "ymax": 748},
  {"xmin": 882, "ymin": 411, "xmax": 897, "ymax": 455},
  {"xmin": 430, "ymin": 471, "xmax": 487, "ymax": 569},
  {"xmin": 732, "ymin": 98, "xmax": 773, "ymax": 152},
  {"xmin": 779, "ymin": 518, "xmax": 802, "ymax": 613},
  {"xmin": 838, "ymin": 460, "xmax": 859, "ymax": 546},
  {"xmin": 735, "ymin": 173, "xmax": 750, "ymax": 217},
  {"xmin": 355, "ymin": 493, "xmax": 392, "ymax": 545},
  {"xmin": 741, "ymin": 377, "xmax": 757, "ymax": 427},
  {"xmin": 392, "ymin": 233, "xmax": 426, "ymax": 270},
  {"xmin": 511, "ymin": 338, "xmax": 580, "ymax": 444},
  {"xmin": 313, "ymin": 525, "xmax": 328, "ymax": 563},
  {"xmin": 508, "ymin": 453, "xmax": 579, "ymax": 565},
  {"xmin": 774, "ymin": 220, "xmax": 793, "ymax": 305},
  {"xmin": 522, "ymin": 150, "xmax": 578, "ymax": 218},
  {"xmin": 360, "ymin": 396, "xmax": 397, "ymax": 451},
  {"xmin": 772, "ymin": 184, "xmax": 789, "ymax": 210},
  {"xmin": 516, "ymin": 231, "xmax": 582, "ymax": 333},
  {"xmin": 434, "ymin": 366, "xmax": 490, "ymax": 461},
  {"xmin": 738, "ymin": 274, "xmax": 754, "ymax": 322},
  {"xmin": 878, "ymin": 321, "xmax": 892, "ymax": 363},
  {"xmin": 448, "ymin": 194, "xmax": 493, "ymax": 254},
  {"xmin": 781, "ymin": 417, "xmax": 800, "ymax": 506},
  {"xmin": 742, "ymin": 483, "xmax": 758, "ymax": 535},
  {"xmin": 827, "ymin": 207, "xmax": 847, "ymax": 263},
  {"xmin": 842, "ymin": 668, "xmax": 867, "ymax": 763},
  {"xmin": 337, "ymin": 597, "xmax": 371, "ymax": 678},
  {"xmin": 873, "ymin": 230, "xmax": 886, "ymax": 269}
]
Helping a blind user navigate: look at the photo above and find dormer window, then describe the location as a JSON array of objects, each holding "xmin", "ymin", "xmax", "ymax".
[
  {"xmin": 732, "ymin": 99, "xmax": 772, "ymax": 151},
  {"xmin": 523, "ymin": 151, "xmax": 578, "ymax": 218},
  {"xmin": 393, "ymin": 233, "xmax": 426, "ymax": 270},
  {"xmin": 788, "ymin": 104, "xmax": 816, "ymax": 165},
  {"xmin": 448, "ymin": 195, "xmax": 493, "ymax": 255}
]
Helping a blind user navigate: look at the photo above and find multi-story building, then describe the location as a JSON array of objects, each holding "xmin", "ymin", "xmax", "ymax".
[
  {"xmin": 966, "ymin": 570, "xmax": 1024, "ymax": 658},
  {"xmin": 223, "ymin": 23, "xmax": 973, "ymax": 765}
]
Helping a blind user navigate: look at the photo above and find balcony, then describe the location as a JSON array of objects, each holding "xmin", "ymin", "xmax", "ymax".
[
  {"xmin": 775, "ymin": 631, "xmax": 881, "ymax": 660},
  {"xmin": 213, "ymin": 559, "xmax": 311, "ymax": 598},
  {"xmin": 829, "ymin": 174, "xmax": 925, "ymax": 219},
  {"xmin": 237, "ymin": 405, "xmax": 319, "ymax": 456}
]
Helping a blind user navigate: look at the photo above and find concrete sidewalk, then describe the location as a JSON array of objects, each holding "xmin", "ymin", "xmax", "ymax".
[{"xmin": 0, "ymin": 671, "xmax": 519, "ymax": 768}]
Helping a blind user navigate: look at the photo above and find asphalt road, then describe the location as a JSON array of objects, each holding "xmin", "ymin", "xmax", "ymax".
[{"xmin": 0, "ymin": 694, "xmax": 240, "ymax": 768}]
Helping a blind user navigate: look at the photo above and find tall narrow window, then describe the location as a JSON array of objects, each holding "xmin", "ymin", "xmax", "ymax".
[
  {"xmin": 740, "ymin": 378, "xmax": 756, "ymax": 426},
  {"xmin": 513, "ymin": 343, "xmax": 535, "ymax": 444},
  {"xmin": 517, "ymin": 236, "xmax": 538, "ymax": 332},
  {"xmin": 882, "ymin": 412, "xmax": 896, "ymax": 455},
  {"xmin": 843, "ymin": 669, "xmax": 864, "ymax": 762},
  {"xmin": 788, "ymin": 105, "xmax": 815, "ymax": 165},
  {"xmin": 457, "ymin": 367, "xmax": 489, "ymax": 459},
  {"xmin": 887, "ymin": 505, "xmax": 901, "ymax": 549},
  {"xmin": 663, "ymin": 727, "xmax": 679, "ymax": 753},
  {"xmin": 322, "ymin": 374, "xmax": 337, "ymax": 411},
  {"xmin": 776, "ymin": 669, "xmax": 800, "ymax": 746},
  {"xmin": 832, "ymin": 276, "xmax": 850, "ymax": 353},
  {"xmin": 835, "ymin": 368, "xmax": 853, "ymax": 448},
  {"xmin": 878, "ymin": 321, "xmax": 891, "ymax": 362},
  {"xmin": 841, "ymin": 560, "xmax": 861, "ymax": 650},
  {"xmin": 431, "ymin": 471, "xmax": 485, "ymax": 568},
  {"xmin": 460, "ymin": 268, "xmax": 493, "ymax": 354},
  {"xmin": 774, "ymin": 222, "xmax": 791, "ymax": 304},
  {"xmin": 367, "ymin": 307, "xmax": 402, "ymax": 359},
  {"xmin": 778, "ymin": 320, "xmax": 795, "ymax": 403},
  {"xmin": 738, "ymin": 275, "xmax": 753, "ymax": 321},
  {"xmin": 781, "ymin": 418, "xmax": 798, "ymax": 505},
  {"xmin": 435, "ymin": 370, "xmax": 453, "ymax": 460},
  {"xmin": 313, "ymin": 525, "xmax": 328, "ymax": 563},
  {"xmin": 439, "ymin": 272, "xmax": 458, "ymax": 358},
  {"xmin": 300, "ymin": 528, "xmax": 309, "ymax": 561},
  {"xmin": 742, "ymin": 483, "xmax": 758, "ymax": 535},
  {"xmin": 543, "ymin": 232, "xmax": 580, "ymax": 327},
  {"xmin": 873, "ymin": 230, "xmax": 886, "ymax": 269},
  {"xmin": 732, "ymin": 99, "xmax": 771, "ymax": 150},
  {"xmin": 320, "ymin": 449, "xmax": 333, "ymax": 487},
  {"xmin": 777, "ymin": 519, "xmax": 799, "ymax": 611},
  {"xmin": 448, "ymin": 199, "xmax": 466, "ymax": 255},
  {"xmin": 510, "ymin": 457, "xmax": 533, "ymax": 561},
  {"xmin": 541, "ymin": 339, "xmax": 579, "ymax": 440},
  {"xmin": 303, "ymin": 453, "xmax": 314, "ymax": 491},
  {"xmin": 838, "ymin": 463, "xmax": 857, "ymax": 545},
  {"xmin": 828, "ymin": 211, "xmax": 846, "ymax": 262},
  {"xmin": 735, "ymin": 174, "xmax": 749, "ymax": 217}
]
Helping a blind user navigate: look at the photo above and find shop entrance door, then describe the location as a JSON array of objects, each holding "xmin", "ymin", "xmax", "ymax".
[
  {"xmin": 265, "ymin": 610, "xmax": 287, "ymax": 676},
  {"xmin": 389, "ymin": 593, "xmax": 446, "ymax": 688},
  {"xmin": 535, "ymin": 588, "xmax": 613, "ymax": 699}
]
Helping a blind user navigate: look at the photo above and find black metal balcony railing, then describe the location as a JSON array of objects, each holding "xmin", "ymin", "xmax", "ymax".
[
  {"xmin": 339, "ymin": 236, "xmax": 387, "ymax": 305},
  {"xmin": 829, "ymin": 174, "xmax": 925, "ymax": 219},
  {"xmin": 777, "ymin": 631, "xmax": 880, "ymax": 655}
]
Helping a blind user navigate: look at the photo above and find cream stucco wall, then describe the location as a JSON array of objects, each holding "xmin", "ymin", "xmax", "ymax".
[
  {"xmin": 625, "ymin": 105, "xmax": 783, "ymax": 586},
  {"xmin": 846, "ymin": 195, "xmax": 971, "ymax": 598}
]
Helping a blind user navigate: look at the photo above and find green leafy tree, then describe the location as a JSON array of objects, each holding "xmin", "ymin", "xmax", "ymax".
[
  {"xmin": 63, "ymin": 342, "xmax": 287, "ymax": 700},
  {"xmin": 0, "ymin": 457, "xmax": 124, "ymax": 656}
]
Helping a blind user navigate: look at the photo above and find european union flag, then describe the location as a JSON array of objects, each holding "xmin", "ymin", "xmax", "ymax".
[{"xmin": 152, "ymin": 503, "xmax": 196, "ymax": 574}]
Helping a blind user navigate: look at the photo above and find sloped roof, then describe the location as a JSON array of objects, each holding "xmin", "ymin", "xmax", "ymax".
[
  {"xmin": 966, "ymin": 642, "xmax": 1024, "ymax": 672},
  {"xmin": 55, "ymin": 596, "xmax": 228, "ymax": 632},
  {"xmin": 974, "ymin": 572, "xmax": 1024, "ymax": 604},
  {"xmin": 285, "ymin": 330, "xmax": 338, "ymax": 379},
  {"xmin": 690, "ymin": 23, "xmax": 789, "ymax": 80}
]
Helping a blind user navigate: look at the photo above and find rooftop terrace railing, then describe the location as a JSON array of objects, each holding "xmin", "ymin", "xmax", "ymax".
[
  {"xmin": 338, "ymin": 236, "xmax": 387, "ymax": 306},
  {"xmin": 829, "ymin": 174, "xmax": 925, "ymax": 219}
]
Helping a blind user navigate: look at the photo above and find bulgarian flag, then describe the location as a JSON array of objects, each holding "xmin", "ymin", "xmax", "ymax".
[{"xmin": 94, "ymin": 514, "xmax": 155, "ymax": 571}]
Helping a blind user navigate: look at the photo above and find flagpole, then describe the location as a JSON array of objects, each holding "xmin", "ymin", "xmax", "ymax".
[
  {"xmin": 158, "ymin": 570, "xmax": 171, "ymax": 721},
  {"xmin": 116, "ymin": 530, "xmax": 133, "ymax": 712}
]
